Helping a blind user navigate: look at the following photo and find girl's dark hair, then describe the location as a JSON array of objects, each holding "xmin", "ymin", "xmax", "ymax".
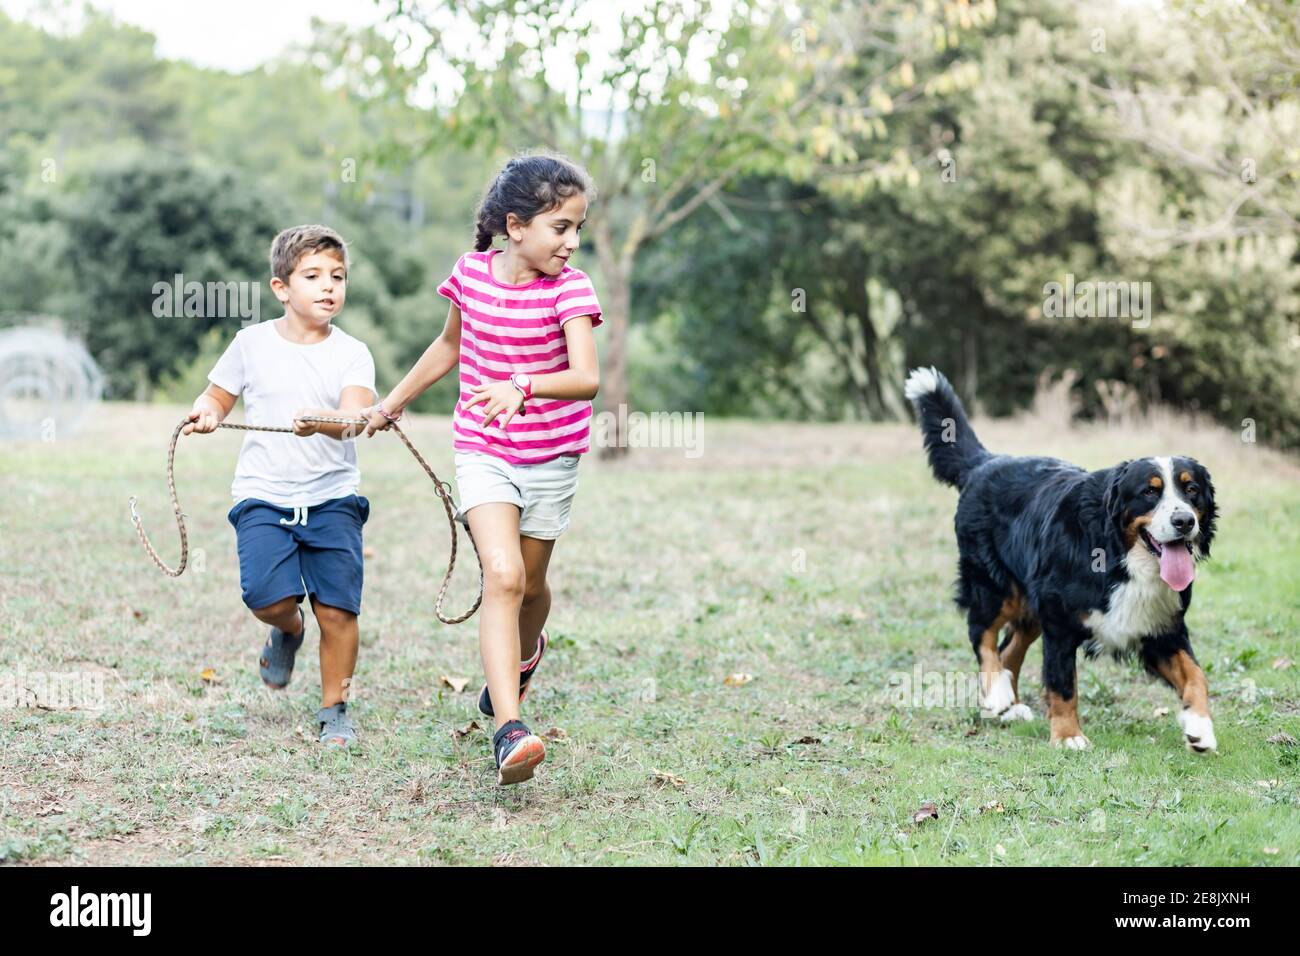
[{"xmin": 473, "ymin": 152, "xmax": 595, "ymax": 252}]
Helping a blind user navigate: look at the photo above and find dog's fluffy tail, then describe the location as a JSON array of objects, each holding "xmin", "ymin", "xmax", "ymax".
[{"xmin": 903, "ymin": 366, "xmax": 991, "ymax": 489}]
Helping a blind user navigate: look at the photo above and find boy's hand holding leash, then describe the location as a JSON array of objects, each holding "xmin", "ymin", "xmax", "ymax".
[
  {"xmin": 292, "ymin": 409, "xmax": 324, "ymax": 437},
  {"xmin": 182, "ymin": 401, "xmax": 223, "ymax": 435}
]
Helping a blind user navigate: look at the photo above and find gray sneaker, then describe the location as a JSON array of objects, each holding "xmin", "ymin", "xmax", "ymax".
[
  {"xmin": 315, "ymin": 703, "xmax": 355, "ymax": 748},
  {"xmin": 260, "ymin": 608, "xmax": 305, "ymax": 689}
]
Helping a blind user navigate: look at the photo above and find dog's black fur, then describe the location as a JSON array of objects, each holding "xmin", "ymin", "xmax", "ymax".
[{"xmin": 906, "ymin": 367, "xmax": 1218, "ymax": 747}]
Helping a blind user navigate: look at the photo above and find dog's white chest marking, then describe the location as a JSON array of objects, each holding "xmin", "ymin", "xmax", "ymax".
[{"xmin": 1083, "ymin": 545, "xmax": 1183, "ymax": 652}]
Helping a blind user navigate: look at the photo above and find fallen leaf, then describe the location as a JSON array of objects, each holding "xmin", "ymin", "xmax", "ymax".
[
  {"xmin": 132, "ymin": 609, "xmax": 147, "ymax": 622},
  {"xmin": 1266, "ymin": 733, "xmax": 1298, "ymax": 746},
  {"xmin": 1153, "ymin": 706, "xmax": 1170, "ymax": 718},
  {"xmin": 452, "ymin": 720, "xmax": 480, "ymax": 739},
  {"xmin": 541, "ymin": 727, "xmax": 567, "ymax": 741},
  {"xmin": 1263, "ymin": 847, "xmax": 1280, "ymax": 855},
  {"xmin": 723, "ymin": 673, "xmax": 753, "ymax": 687},
  {"xmin": 912, "ymin": 800, "xmax": 939, "ymax": 824},
  {"xmin": 36, "ymin": 802, "xmax": 66, "ymax": 817},
  {"xmin": 200, "ymin": 668, "xmax": 219, "ymax": 684},
  {"xmin": 650, "ymin": 769, "xmax": 686, "ymax": 789},
  {"xmin": 440, "ymin": 675, "xmax": 469, "ymax": 693},
  {"xmin": 1272, "ymin": 657, "xmax": 1293, "ymax": 670},
  {"xmin": 791, "ymin": 735, "xmax": 822, "ymax": 745},
  {"xmin": 980, "ymin": 801, "xmax": 1005, "ymax": 814},
  {"xmin": 995, "ymin": 843, "xmax": 1006, "ymax": 857}
]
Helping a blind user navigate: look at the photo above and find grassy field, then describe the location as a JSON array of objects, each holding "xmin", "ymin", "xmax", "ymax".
[{"xmin": 1, "ymin": 402, "xmax": 1297, "ymax": 866}]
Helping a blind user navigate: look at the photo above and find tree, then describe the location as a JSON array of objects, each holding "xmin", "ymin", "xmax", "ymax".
[
  {"xmin": 56, "ymin": 156, "xmax": 285, "ymax": 397},
  {"xmin": 337, "ymin": 1, "xmax": 793, "ymax": 452},
  {"xmin": 348, "ymin": 0, "xmax": 977, "ymax": 452},
  {"xmin": 1080, "ymin": 0, "xmax": 1300, "ymax": 248},
  {"xmin": 640, "ymin": 0, "xmax": 1004, "ymax": 416},
  {"xmin": 637, "ymin": 0, "xmax": 1300, "ymax": 449}
]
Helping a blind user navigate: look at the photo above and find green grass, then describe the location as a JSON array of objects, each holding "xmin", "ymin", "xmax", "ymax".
[{"xmin": 1, "ymin": 403, "xmax": 1297, "ymax": 865}]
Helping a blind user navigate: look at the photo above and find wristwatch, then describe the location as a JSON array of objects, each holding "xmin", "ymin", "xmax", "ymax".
[{"xmin": 510, "ymin": 373, "xmax": 533, "ymax": 415}]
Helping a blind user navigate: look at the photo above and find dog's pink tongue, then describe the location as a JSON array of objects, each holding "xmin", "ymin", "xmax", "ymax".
[{"xmin": 1159, "ymin": 543, "xmax": 1195, "ymax": 591}]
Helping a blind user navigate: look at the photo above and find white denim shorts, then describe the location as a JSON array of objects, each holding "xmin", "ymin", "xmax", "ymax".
[{"xmin": 452, "ymin": 450, "xmax": 581, "ymax": 540}]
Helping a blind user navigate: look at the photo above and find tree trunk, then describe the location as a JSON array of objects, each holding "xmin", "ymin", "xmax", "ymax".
[
  {"xmin": 844, "ymin": 260, "xmax": 887, "ymax": 419},
  {"xmin": 593, "ymin": 228, "xmax": 631, "ymax": 459},
  {"xmin": 962, "ymin": 325, "xmax": 978, "ymax": 409}
]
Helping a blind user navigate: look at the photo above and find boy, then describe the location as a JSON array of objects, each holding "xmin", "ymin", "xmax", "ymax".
[{"xmin": 184, "ymin": 224, "xmax": 376, "ymax": 747}]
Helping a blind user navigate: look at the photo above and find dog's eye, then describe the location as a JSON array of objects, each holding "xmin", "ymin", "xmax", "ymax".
[
  {"xmin": 1143, "ymin": 486, "xmax": 1159, "ymax": 497},
  {"xmin": 1186, "ymin": 482, "xmax": 1199, "ymax": 495}
]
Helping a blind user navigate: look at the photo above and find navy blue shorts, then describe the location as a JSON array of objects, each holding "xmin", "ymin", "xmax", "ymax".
[{"xmin": 227, "ymin": 494, "xmax": 370, "ymax": 616}]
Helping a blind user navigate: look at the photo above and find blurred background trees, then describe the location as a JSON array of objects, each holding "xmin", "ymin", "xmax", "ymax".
[{"xmin": 1, "ymin": 0, "xmax": 1296, "ymax": 448}]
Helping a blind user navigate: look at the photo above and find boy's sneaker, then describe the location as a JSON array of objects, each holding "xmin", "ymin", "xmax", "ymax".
[
  {"xmin": 260, "ymin": 607, "xmax": 305, "ymax": 689},
  {"xmin": 316, "ymin": 702, "xmax": 355, "ymax": 748},
  {"xmin": 493, "ymin": 719, "xmax": 545, "ymax": 785},
  {"xmin": 478, "ymin": 629, "xmax": 548, "ymax": 718}
]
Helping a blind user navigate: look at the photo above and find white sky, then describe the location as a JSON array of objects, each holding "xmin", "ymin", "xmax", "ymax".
[
  {"xmin": 2, "ymin": 0, "xmax": 388, "ymax": 73},
  {"xmin": 1, "ymin": 0, "xmax": 1163, "ymax": 79},
  {"xmin": 2, "ymin": 0, "xmax": 747, "ymax": 116}
]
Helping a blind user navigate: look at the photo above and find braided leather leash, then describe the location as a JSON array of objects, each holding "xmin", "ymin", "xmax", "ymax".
[{"xmin": 128, "ymin": 415, "xmax": 484, "ymax": 625}]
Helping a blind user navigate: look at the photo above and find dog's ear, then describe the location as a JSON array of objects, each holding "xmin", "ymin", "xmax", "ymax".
[
  {"xmin": 1188, "ymin": 458, "xmax": 1217, "ymax": 557},
  {"xmin": 1103, "ymin": 460, "xmax": 1131, "ymax": 529}
]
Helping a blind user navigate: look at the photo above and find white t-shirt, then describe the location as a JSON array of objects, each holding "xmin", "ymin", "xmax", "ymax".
[{"xmin": 207, "ymin": 319, "xmax": 376, "ymax": 507}]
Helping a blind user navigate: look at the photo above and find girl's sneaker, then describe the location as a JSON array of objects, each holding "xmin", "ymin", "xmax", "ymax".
[
  {"xmin": 478, "ymin": 630, "xmax": 548, "ymax": 717},
  {"xmin": 492, "ymin": 719, "xmax": 545, "ymax": 785},
  {"xmin": 260, "ymin": 607, "xmax": 305, "ymax": 689}
]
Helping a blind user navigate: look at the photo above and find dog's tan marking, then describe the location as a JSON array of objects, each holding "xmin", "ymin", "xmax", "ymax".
[
  {"xmin": 999, "ymin": 620, "xmax": 1041, "ymax": 700},
  {"xmin": 1153, "ymin": 650, "xmax": 1211, "ymax": 718},
  {"xmin": 1046, "ymin": 676, "xmax": 1084, "ymax": 744},
  {"xmin": 1122, "ymin": 513, "xmax": 1154, "ymax": 551},
  {"xmin": 978, "ymin": 594, "xmax": 1021, "ymax": 676}
]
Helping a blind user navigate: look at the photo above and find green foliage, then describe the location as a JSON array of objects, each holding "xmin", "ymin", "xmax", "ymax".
[
  {"xmin": 54, "ymin": 155, "xmax": 285, "ymax": 397},
  {"xmin": 0, "ymin": 1, "xmax": 1296, "ymax": 447},
  {"xmin": 0, "ymin": 9, "xmax": 488, "ymax": 407},
  {"xmin": 639, "ymin": 0, "xmax": 1300, "ymax": 446}
]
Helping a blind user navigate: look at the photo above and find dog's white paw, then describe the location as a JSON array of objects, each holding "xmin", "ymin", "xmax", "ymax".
[
  {"xmin": 980, "ymin": 670, "xmax": 1016, "ymax": 716},
  {"xmin": 1052, "ymin": 734, "xmax": 1091, "ymax": 750},
  {"xmin": 1178, "ymin": 710, "xmax": 1217, "ymax": 753},
  {"xmin": 1000, "ymin": 703, "xmax": 1034, "ymax": 722}
]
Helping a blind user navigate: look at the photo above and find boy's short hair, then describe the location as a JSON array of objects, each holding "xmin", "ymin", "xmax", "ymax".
[{"xmin": 270, "ymin": 225, "xmax": 350, "ymax": 283}]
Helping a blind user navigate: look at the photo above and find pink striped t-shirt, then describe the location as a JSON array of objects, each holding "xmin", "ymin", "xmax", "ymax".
[{"xmin": 436, "ymin": 249, "xmax": 603, "ymax": 465}]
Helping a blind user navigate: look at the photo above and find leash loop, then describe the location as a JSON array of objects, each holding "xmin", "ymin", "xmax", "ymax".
[{"xmin": 128, "ymin": 416, "xmax": 483, "ymax": 625}]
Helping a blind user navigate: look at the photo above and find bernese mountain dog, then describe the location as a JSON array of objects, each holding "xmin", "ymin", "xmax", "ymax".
[{"xmin": 904, "ymin": 367, "xmax": 1218, "ymax": 752}]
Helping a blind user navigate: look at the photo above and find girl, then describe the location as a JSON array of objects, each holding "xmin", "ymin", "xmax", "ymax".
[{"xmin": 364, "ymin": 152, "xmax": 602, "ymax": 785}]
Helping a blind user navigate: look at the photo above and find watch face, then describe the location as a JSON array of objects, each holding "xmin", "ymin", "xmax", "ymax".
[{"xmin": 516, "ymin": 374, "xmax": 531, "ymax": 387}]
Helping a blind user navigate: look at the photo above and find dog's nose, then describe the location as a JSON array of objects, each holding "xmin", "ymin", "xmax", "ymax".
[{"xmin": 1171, "ymin": 511, "xmax": 1195, "ymax": 535}]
